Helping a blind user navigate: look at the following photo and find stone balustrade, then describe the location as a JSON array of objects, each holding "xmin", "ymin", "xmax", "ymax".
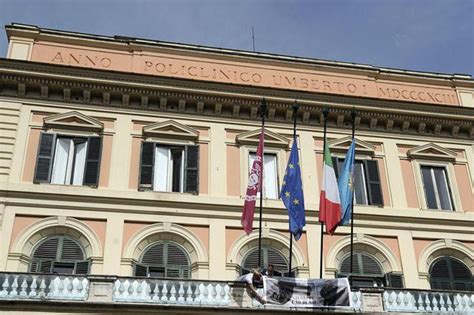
[
  {"xmin": 0, "ymin": 273, "xmax": 88, "ymax": 300},
  {"xmin": 0, "ymin": 272, "xmax": 473, "ymax": 314}
]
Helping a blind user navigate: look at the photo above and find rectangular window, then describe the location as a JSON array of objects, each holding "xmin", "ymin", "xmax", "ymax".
[
  {"xmin": 34, "ymin": 133, "xmax": 102, "ymax": 186},
  {"xmin": 333, "ymin": 158, "xmax": 383, "ymax": 206},
  {"xmin": 51, "ymin": 137, "xmax": 88, "ymax": 185},
  {"xmin": 420, "ymin": 165, "xmax": 454, "ymax": 210},
  {"xmin": 249, "ymin": 153, "xmax": 279, "ymax": 199},
  {"xmin": 154, "ymin": 145, "xmax": 184, "ymax": 192},
  {"xmin": 139, "ymin": 142, "xmax": 199, "ymax": 194}
]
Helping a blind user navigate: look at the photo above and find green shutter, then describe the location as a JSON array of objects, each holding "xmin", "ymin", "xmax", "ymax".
[
  {"xmin": 184, "ymin": 145, "xmax": 199, "ymax": 194},
  {"xmin": 34, "ymin": 133, "xmax": 56, "ymax": 183},
  {"xmin": 83, "ymin": 136, "xmax": 102, "ymax": 186},
  {"xmin": 139, "ymin": 142, "xmax": 154, "ymax": 190},
  {"xmin": 364, "ymin": 160, "xmax": 383, "ymax": 206}
]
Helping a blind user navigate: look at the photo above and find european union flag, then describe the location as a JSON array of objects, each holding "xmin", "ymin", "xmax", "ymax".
[
  {"xmin": 338, "ymin": 140, "xmax": 356, "ymax": 225},
  {"xmin": 280, "ymin": 137, "xmax": 305, "ymax": 240}
]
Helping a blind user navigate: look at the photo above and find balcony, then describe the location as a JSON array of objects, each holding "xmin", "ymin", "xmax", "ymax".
[{"xmin": 0, "ymin": 272, "xmax": 473, "ymax": 314}]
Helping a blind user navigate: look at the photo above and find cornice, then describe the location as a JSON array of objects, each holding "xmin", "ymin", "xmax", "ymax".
[{"xmin": 0, "ymin": 59, "xmax": 473, "ymax": 140}]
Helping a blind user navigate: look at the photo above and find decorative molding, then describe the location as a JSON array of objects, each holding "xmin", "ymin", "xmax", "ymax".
[
  {"xmin": 44, "ymin": 111, "xmax": 103, "ymax": 131},
  {"xmin": 227, "ymin": 229, "xmax": 306, "ymax": 268},
  {"xmin": 122, "ymin": 222, "xmax": 208, "ymax": 263},
  {"xmin": 407, "ymin": 143, "xmax": 457, "ymax": 161},
  {"xmin": 329, "ymin": 136, "xmax": 376, "ymax": 154},
  {"xmin": 10, "ymin": 216, "xmax": 103, "ymax": 259},
  {"xmin": 142, "ymin": 120, "xmax": 199, "ymax": 140},
  {"xmin": 0, "ymin": 59, "xmax": 473, "ymax": 139},
  {"xmin": 236, "ymin": 129, "xmax": 289, "ymax": 148},
  {"xmin": 417, "ymin": 239, "xmax": 474, "ymax": 275},
  {"xmin": 326, "ymin": 234, "xmax": 401, "ymax": 273}
]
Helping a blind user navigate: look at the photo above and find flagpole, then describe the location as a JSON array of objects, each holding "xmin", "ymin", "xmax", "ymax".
[
  {"xmin": 349, "ymin": 109, "xmax": 356, "ymax": 284},
  {"xmin": 258, "ymin": 98, "xmax": 267, "ymax": 270},
  {"xmin": 288, "ymin": 101, "xmax": 299, "ymax": 276},
  {"xmin": 320, "ymin": 108, "xmax": 329, "ymax": 279}
]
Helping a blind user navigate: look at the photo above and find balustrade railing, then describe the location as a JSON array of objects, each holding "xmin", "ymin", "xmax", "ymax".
[
  {"xmin": 113, "ymin": 278, "xmax": 232, "ymax": 306},
  {"xmin": 383, "ymin": 289, "xmax": 474, "ymax": 313},
  {"xmin": 0, "ymin": 272, "xmax": 473, "ymax": 314},
  {"xmin": 0, "ymin": 273, "xmax": 88, "ymax": 300}
]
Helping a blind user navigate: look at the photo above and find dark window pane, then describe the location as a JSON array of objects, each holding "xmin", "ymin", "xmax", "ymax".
[
  {"xmin": 421, "ymin": 166, "xmax": 437, "ymax": 209},
  {"xmin": 171, "ymin": 148, "xmax": 183, "ymax": 192},
  {"xmin": 52, "ymin": 262, "xmax": 75, "ymax": 274}
]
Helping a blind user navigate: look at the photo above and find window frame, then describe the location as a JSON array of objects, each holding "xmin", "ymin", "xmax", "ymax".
[
  {"xmin": 139, "ymin": 140, "xmax": 199, "ymax": 194},
  {"xmin": 29, "ymin": 235, "xmax": 90, "ymax": 275},
  {"xmin": 332, "ymin": 155, "xmax": 384, "ymax": 206},
  {"xmin": 154, "ymin": 144, "xmax": 185, "ymax": 193},
  {"xmin": 135, "ymin": 241, "xmax": 191, "ymax": 279},
  {"xmin": 33, "ymin": 131, "xmax": 102, "ymax": 187},
  {"xmin": 241, "ymin": 146, "xmax": 285, "ymax": 200},
  {"xmin": 429, "ymin": 256, "xmax": 473, "ymax": 291},
  {"xmin": 241, "ymin": 246, "xmax": 289, "ymax": 277},
  {"xmin": 412, "ymin": 159, "xmax": 462, "ymax": 212}
]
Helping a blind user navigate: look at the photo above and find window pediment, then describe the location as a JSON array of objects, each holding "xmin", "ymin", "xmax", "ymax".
[
  {"xmin": 44, "ymin": 111, "xmax": 104, "ymax": 131},
  {"xmin": 329, "ymin": 136, "xmax": 376, "ymax": 155},
  {"xmin": 143, "ymin": 120, "xmax": 199, "ymax": 141},
  {"xmin": 407, "ymin": 143, "xmax": 457, "ymax": 161},
  {"xmin": 236, "ymin": 129, "xmax": 289, "ymax": 148}
]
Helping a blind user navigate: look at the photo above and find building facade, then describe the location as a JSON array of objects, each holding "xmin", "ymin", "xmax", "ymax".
[{"xmin": 0, "ymin": 23, "xmax": 472, "ymax": 313}]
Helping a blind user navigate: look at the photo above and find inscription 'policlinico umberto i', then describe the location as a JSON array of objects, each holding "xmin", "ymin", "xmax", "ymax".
[
  {"xmin": 143, "ymin": 60, "xmax": 368, "ymax": 96},
  {"xmin": 45, "ymin": 51, "xmax": 459, "ymax": 105}
]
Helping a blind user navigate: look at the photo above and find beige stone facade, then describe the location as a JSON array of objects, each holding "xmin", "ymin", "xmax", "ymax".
[{"xmin": 0, "ymin": 23, "xmax": 473, "ymax": 306}]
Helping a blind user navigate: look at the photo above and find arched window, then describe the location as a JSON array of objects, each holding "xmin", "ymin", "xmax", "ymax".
[
  {"xmin": 241, "ymin": 247, "xmax": 288, "ymax": 276},
  {"xmin": 30, "ymin": 236, "xmax": 89, "ymax": 274},
  {"xmin": 338, "ymin": 252, "xmax": 384, "ymax": 287},
  {"xmin": 430, "ymin": 257, "xmax": 473, "ymax": 291},
  {"xmin": 135, "ymin": 242, "xmax": 190, "ymax": 278}
]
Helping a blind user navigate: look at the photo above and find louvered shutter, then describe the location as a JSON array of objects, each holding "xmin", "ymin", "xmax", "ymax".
[
  {"xmin": 34, "ymin": 133, "xmax": 56, "ymax": 183},
  {"xmin": 74, "ymin": 260, "xmax": 90, "ymax": 275},
  {"xmin": 33, "ymin": 237, "xmax": 59, "ymax": 260},
  {"xmin": 83, "ymin": 137, "xmax": 102, "ymax": 186},
  {"xmin": 266, "ymin": 248, "xmax": 289, "ymax": 275},
  {"xmin": 139, "ymin": 142, "xmax": 154, "ymax": 190},
  {"xmin": 243, "ymin": 250, "xmax": 259, "ymax": 272},
  {"xmin": 60, "ymin": 238, "xmax": 85, "ymax": 261},
  {"xmin": 184, "ymin": 145, "xmax": 199, "ymax": 194},
  {"xmin": 166, "ymin": 243, "xmax": 189, "ymax": 266},
  {"xmin": 135, "ymin": 263, "xmax": 148, "ymax": 277},
  {"xmin": 364, "ymin": 160, "xmax": 383, "ymax": 206},
  {"xmin": 385, "ymin": 273, "xmax": 404, "ymax": 288},
  {"xmin": 340, "ymin": 254, "xmax": 361, "ymax": 275},
  {"xmin": 141, "ymin": 243, "xmax": 164, "ymax": 265},
  {"xmin": 361, "ymin": 253, "xmax": 383, "ymax": 275}
]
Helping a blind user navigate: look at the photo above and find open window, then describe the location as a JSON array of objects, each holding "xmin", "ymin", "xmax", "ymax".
[
  {"xmin": 236, "ymin": 128, "xmax": 289, "ymax": 200},
  {"xmin": 139, "ymin": 120, "xmax": 200, "ymax": 194},
  {"xmin": 241, "ymin": 246, "xmax": 290, "ymax": 277},
  {"xmin": 33, "ymin": 111, "xmax": 103, "ymax": 187},
  {"xmin": 30, "ymin": 236, "xmax": 90, "ymax": 275},
  {"xmin": 134, "ymin": 242, "xmax": 190, "ymax": 279}
]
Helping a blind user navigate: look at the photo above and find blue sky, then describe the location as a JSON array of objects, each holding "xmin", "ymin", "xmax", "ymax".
[{"xmin": 1, "ymin": 0, "xmax": 473, "ymax": 75}]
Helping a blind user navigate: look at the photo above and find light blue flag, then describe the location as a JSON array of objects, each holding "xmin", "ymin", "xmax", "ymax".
[{"xmin": 338, "ymin": 140, "xmax": 355, "ymax": 225}]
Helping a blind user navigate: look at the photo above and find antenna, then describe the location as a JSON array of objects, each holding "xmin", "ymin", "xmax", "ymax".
[{"xmin": 252, "ymin": 26, "xmax": 256, "ymax": 52}]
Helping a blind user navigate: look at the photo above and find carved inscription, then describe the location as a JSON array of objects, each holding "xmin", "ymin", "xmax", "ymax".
[
  {"xmin": 51, "ymin": 52, "xmax": 112, "ymax": 68},
  {"xmin": 33, "ymin": 45, "xmax": 460, "ymax": 106}
]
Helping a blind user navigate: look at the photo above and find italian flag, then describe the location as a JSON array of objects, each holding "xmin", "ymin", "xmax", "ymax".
[{"xmin": 319, "ymin": 144, "xmax": 342, "ymax": 235}]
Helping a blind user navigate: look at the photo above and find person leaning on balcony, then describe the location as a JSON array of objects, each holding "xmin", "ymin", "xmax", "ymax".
[
  {"xmin": 264, "ymin": 264, "xmax": 275, "ymax": 278},
  {"xmin": 237, "ymin": 269, "xmax": 266, "ymax": 304}
]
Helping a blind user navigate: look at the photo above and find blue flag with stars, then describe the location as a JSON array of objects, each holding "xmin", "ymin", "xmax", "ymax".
[{"xmin": 280, "ymin": 136, "xmax": 306, "ymax": 240}]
